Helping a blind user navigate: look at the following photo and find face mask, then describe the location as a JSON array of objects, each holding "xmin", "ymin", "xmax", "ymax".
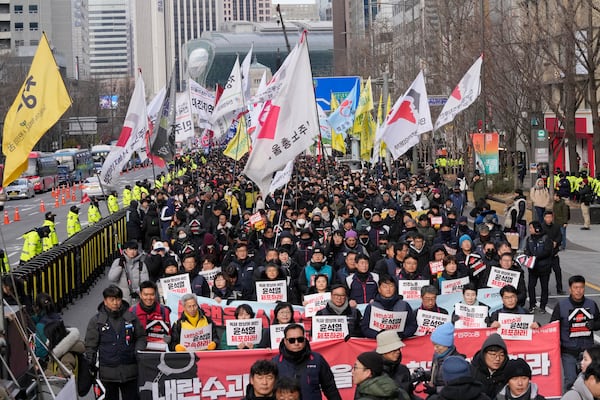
[
  {"xmin": 485, "ymin": 250, "xmax": 495, "ymax": 257},
  {"xmin": 178, "ymin": 195, "xmax": 184, "ymax": 202},
  {"xmin": 188, "ymin": 208, "xmax": 196, "ymax": 214},
  {"xmin": 448, "ymin": 218, "xmax": 456, "ymax": 225},
  {"xmin": 179, "ymin": 233, "xmax": 187, "ymax": 239},
  {"xmin": 416, "ymin": 191, "xmax": 422, "ymax": 195},
  {"xmin": 359, "ymin": 237, "xmax": 369, "ymax": 246}
]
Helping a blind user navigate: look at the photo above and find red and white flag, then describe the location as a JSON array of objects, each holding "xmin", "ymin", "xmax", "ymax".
[
  {"xmin": 434, "ymin": 55, "xmax": 483, "ymax": 130},
  {"xmin": 244, "ymin": 32, "xmax": 318, "ymax": 195},
  {"xmin": 376, "ymin": 71, "xmax": 432, "ymax": 160},
  {"xmin": 80, "ymin": 193, "xmax": 91, "ymax": 204},
  {"xmin": 210, "ymin": 57, "xmax": 245, "ymax": 139},
  {"xmin": 516, "ymin": 254, "xmax": 536, "ymax": 270},
  {"xmin": 100, "ymin": 74, "xmax": 148, "ymax": 186}
]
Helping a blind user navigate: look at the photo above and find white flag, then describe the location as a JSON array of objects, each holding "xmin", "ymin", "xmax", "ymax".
[
  {"xmin": 378, "ymin": 71, "xmax": 432, "ymax": 160},
  {"xmin": 175, "ymin": 92, "xmax": 194, "ymax": 142},
  {"xmin": 268, "ymin": 161, "xmax": 294, "ymax": 194},
  {"xmin": 241, "ymin": 44, "xmax": 253, "ymax": 102},
  {"xmin": 188, "ymin": 78, "xmax": 215, "ymax": 130},
  {"xmin": 100, "ymin": 75, "xmax": 148, "ymax": 186},
  {"xmin": 147, "ymin": 87, "xmax": 166, "ymax": 125},
  {"xmin": 210, "ymin": 57, "xmax": 245, "ymax": 139},
  {"xmin": 434, "ymin": 55, "xmax": 483, "ymax": 130},
  {"xmin": 248, "ymin": 43, "xmax": 300, "ymax": 105},
  {"xmin": 247, "ymin": 71, "xmax": 268, "ymax": 145},
  {"xmin": 244, "ymin": 34, "xmax": 318, "ymax": 196}
]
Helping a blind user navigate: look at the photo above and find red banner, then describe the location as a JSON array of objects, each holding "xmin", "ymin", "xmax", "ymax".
[{"xmin": 138, "ymin": 322, "xmax": 561, "ymax": 400}]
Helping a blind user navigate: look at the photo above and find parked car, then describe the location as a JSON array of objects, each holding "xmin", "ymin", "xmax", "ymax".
[
  {"xmin": 81, "ymin": 176, "xmax": 115, "ymax": 199},
  {"xmin": 6, "ymin": 179, "xmax": 35, "ymax": 199},
  {"xmin": 93, "ymin": 162, "xmax": 103, "ymax": 175},
  {"xmin": 0, "ymin": 188, "xmax": 6, "ymax": 210}
]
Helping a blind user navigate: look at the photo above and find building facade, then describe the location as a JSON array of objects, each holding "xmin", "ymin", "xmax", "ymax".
[{"xmin": 223, "ymin": 0, "xmax": 271, "ymax": 23}]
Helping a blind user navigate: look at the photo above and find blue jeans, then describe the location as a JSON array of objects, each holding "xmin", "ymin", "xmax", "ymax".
[
  {"xmin": 534, "ymin": 206, "xmax": 545, "ymax": 222},
  {"xmin": 561, "ymin": 352, "xmax": 579, "ymax": 392},
  {"xmin": 560, "ymin": 225, "xmax": 567, "ymax": 249}
]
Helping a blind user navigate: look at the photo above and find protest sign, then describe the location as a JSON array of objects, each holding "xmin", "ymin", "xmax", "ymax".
[
  {"xmin": 416, "ymin": 309, "xmax": 450, "ymax": 336},
  {"xmin": 487, "ymin": 267, "xmax": 521, "ymax": 289},
  {"xmin": 303, "ymin": 292, "xmax": 331, "ymax": 317},
  {"xmin": 199, "ymin": 268, "xmax": 221, "ymax": 288},
  {"xmin": 369, "ymin": 307, "xmax": 408, "ymax": 332},
  {"xmin": 269, "ymin": 324, "xmax": 289, "ymax": 348},
  {"xmin": 454, "ymin": 303, "xmax": 488, "ymax": 328},
  {"xmin": 398, "ymin": 280, "xmax": 429, "ymax": 300},
  {"xmin": 429, "ymin": 261, "xmax": 444, "ymax": 276},
  {"xmin": 497, "ymin": 313, "xmax": 534, "ymax": 341},
  {"xmin": 256, "ymin": 281, "xmax": 287, "ymax": 303},
  {"xmin": 312, "ymin": 315, "xmax": 349, "ymax": 342},
  {"xmin": 226, "ymin": 318, "xmax": 262, "ymax": 346},
  {"xmin": 161, "ymin": 274, "xmax": 192, "ymax": 298},
  {"xmin": 441, "ymin": 276, "xmax": 470, "ymax": 294},
  {"xmin": 180, "ymin": 324, "xmax": 213, "ymax": 351}
]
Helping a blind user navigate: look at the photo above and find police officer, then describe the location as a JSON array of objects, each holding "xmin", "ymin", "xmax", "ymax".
[
  {"xmin": 20, "ymin": 226, "xmax": 50, "ymax": 264},
  {"xmin": 122, "ymin": 185, "xmax": 132, "ymax": 208},
  {"xmin": 67, "ymin": 205, "xmax": 81, "ymax": 237},
  {"xmin": 0, "ymin": 250, "xmax": 9, "ymax": 273},
  {"xmin": 132, "ymin": 181, "xmax": 142, "ymax": 201},
  {"xmin": 107, "ymin": 191, "xmax": 119, "ymax": 214},
  {"xmin": 88, "ymin": 197, "xmax": 102, "ymax": 225},
  {"xmin": 42, "ymin": 212, "xmax": 59, "ymax": 251}
]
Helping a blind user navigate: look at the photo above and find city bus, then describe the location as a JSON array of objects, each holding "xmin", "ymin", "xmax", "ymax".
[
  {"xmin": 53, "ymin": 148, "xmax": 93, "ymax": 183},
  {"xmin": 22, "ymin": 151, "xmax": 59, "ymax": 192}
]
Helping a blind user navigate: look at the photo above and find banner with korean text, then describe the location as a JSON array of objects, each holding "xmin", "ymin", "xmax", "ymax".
[{"xmin": 138, "ymin": 323, "xmax": 561, "ymax": 399}]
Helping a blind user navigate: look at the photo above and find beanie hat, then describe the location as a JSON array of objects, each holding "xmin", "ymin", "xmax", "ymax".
[
  {"xmin": 357, "ymin": 351, "xmax": 384, "ymax": 377},
  {"xmin": 458, "ymin": 234, "xmax": 472, "ymax": 248},
  {"xmin": 442, "ymin": 356, "xmax": 471, "ymax": 383},
  {"xmin": 530, "ymin": 221, "xmax": 543, "ymax": 234},
  {"xmin": 345, "ymin": 230, "xmax": 357, "ymax": 239},
  {"xmin": 376, "ymin": 330, "xmax": 405, "ymax": 354},
  {"xmin": 431, "ymin": 322, "xmax": 455, "ymax": 347},
  {"xmin": 504, "ymin": 358, "xmax": 531, "ymax": 380}
]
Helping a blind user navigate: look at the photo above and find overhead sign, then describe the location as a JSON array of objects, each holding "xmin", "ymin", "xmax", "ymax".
[{"xmin": 313, "ymin": 76, "xmax": 360, "ymax": 112}]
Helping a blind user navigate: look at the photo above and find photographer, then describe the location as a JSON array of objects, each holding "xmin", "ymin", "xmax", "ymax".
[{"xmin": 108, "ymin": 240, "xmax": 149, "ymax": 304}]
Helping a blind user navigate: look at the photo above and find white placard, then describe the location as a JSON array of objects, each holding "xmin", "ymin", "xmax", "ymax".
[
  {"xmin": 312, "ymin": 315, "xmax": 349, "ymax": 342},
  {"xmin": 568, "ymin": 308, "xmax": 593, "ymax": 338},
  {"xmin": 368, "ymin": 306, "xmax": 408, "ymax": 332},
  {"xmin": 454, "ymin": 303, "xmax": 488, "ymax": 328},
  {"xmin": 226, "ymin": 318, "xmax": 262, "ymax": 346},
  {"xmin": 486, "ymin": 267, "xmax": 520, "ymax": 289},
  {"xmin": 269, "ymin": 323, "xmax": 290, "ymax": 348},
  {"xmin": 256, "ymin": 280, "xmax": 287, "ymax": 303},
  {"xmin": 398, "ymin": 280, "xmax": 429, "ymax": 300},
  {"xmin": 441, "ymin": 276, "xmax": 470, "ymax": 294},
  {"xmin": 416, "ymin": 309, "xmax": 451, "ymax": 336},
  {"xmin": 303, "ymin": 292, "xmax": 331, "ymax": 317},
  {"xmin": 443, "ymin": 244, "xmax": 457, "ymax": 256},
  {"xmin": 497, "ymin": 313, "xmax": 534, "ymax": 341},
  {"xmin": 199, "ymin": 267, "xmax": 221, "ymax": 288},
  {"xmin": 180, "ymin": 324, "xmax": 212, "ymax": 351},
  {"xmin": 160, "ymin": 274, "xmax": 192, "ymax": 297},
  {"xmin": 429, "ymin": 261, "xmax": 444, "ymax": 275}
]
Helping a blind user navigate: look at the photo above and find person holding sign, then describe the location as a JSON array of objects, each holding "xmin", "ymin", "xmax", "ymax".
[
  {"xmin": 450, "ymin": 283, "xmax": 490, "ymax": 324},
  {"xmin": 434, "ymin": 255, "xmax": 468, "ymax": 294},
  {"xmin": 524, "ymin": 221, "xmax": 554, "ymax": 314},
  {"xmin": 360, "ymin": 275, "xmax": 418, "ymax": 339},
  {"xmin": 242, "ymin": 360, "xmax": 278, "ymax": 400},
  {"xmin": 497, "ymin": 253, "xmax": 527, "ymax": 307},
  {"xmin": 182, "ymin": 254, "xmax": 210, "ymax": 297},
  {"xmin": 550, "ymin": 275, "xmax": 600, "ymax": 391},
  {"xmin": 316, "ymin": 284, "xmax": 363, "ymax": 338},
  {"xmin": 221, "ymin": 304, "xmax": 263, "ymax": 350},
  {"xmin": 169, "ymin": 293, "xmax": 218, "ymax": 351},
  {"xmin": 273, "ymin": 323, "xmax": 341, "ymax": 400},
  {"xmin": 257, "ymin": 262, "xmax": 293, "ymax": 304},
  {"xmin": 488, "ymin": 285, "xmax": 540, "ymax": 329}
]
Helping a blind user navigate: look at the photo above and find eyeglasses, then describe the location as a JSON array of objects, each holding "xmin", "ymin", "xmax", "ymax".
[
  {"xmin": 352, "ymin": 365, "xmax": 368, "ymax": 371},
  {"xmin": 285, "ymin": 337, "xmax": 306, "ymax": 344},
  {"xmin": 486, "ymin": 351, "xmax": 505, "ymax": 360},
  {"xmin": 332, "ymin": 293, "xmax": 347, "ymax": 298}
]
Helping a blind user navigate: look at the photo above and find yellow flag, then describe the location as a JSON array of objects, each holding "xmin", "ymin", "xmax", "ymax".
[
  {"xmin": 223, "ymin": 117, "xmax": 250, "ymax": 161},
  {"xmin": 380, "ymin": 94, "xmax": 392, "ymax": 156},
  {"xmin": 330, "ymin": 92, "xmax": 346, "ymax": 153},
  {"xmin": 354, "ymin": 77, "xmax": 374, "ymax": 117},
  {"xmin": 360, "ymin": 113, "xmax": 376, "ymax": 161},
  {"xmin": 3, "ymin": 33, "xmax": 71, "ymax": 186}
]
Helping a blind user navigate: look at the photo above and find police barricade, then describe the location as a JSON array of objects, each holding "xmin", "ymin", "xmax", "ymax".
[{"xmin": 14, "ymin": 210, "xmax": 127, "ymax": 309}]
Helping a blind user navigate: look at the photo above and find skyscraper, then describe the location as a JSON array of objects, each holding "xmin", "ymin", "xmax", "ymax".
[{"xmin": 223, "ymin": 0, "xmax": 271, "ymax": 22}]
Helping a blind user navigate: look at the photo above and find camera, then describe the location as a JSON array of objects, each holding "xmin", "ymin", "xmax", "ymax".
[{"xmin": 410, "ymin": 367, "xmax": 428, "ymax": 384}]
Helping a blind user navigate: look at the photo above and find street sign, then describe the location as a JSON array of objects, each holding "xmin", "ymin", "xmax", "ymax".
[
  {"xmin": 428, "ymin": 96, "xmax": 448, "ymax": 107},
  {"xmin": 313, "ymin": 76, "xmax": 361, "ymax": 112},
  {"xmin": 537, "ymin": 129, "xmax": 546, "ymax": 140}
]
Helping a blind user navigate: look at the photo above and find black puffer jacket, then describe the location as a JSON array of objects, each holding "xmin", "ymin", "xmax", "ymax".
[
  {"xmin": 470, "ymin": 334, "xmax": 508, "ymax": 398},
  {"xmin": 428, "ymin": 376, "xmax": 491, "ymax": 400}
]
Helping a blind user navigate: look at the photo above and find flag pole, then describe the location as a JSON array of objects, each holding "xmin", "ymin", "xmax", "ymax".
[{"xmin": 273, "ymin": 180, "xmax": 289, "ymax": 248}]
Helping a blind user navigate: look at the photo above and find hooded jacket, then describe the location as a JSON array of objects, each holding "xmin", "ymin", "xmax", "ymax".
[
  {"xmin": 45, "ymin": 327, "xmax": 86, "ymax": 378},
  {"xmin": 381, "ymin": 356, "xmax": 413, "ymax": 396},
  {"xmin": 360, "ymin": 293, "xmax": 417, "ymax": 339},
  {"xmin": 272, "ymin": 339, "xmax": 341, "ymax": 400},
  {"xmin": 427, "ymin": 376, "xmax": 491, "ymax": 400},
  {"xmin": 107, "ymin": 252, "xmax": 149, "ymax": 304},
  {"xmin": 470, "ymin": 334, "xmax": 508, "ymax": 398},
  {"xmin": 496, "ymin": 381, "xmax": 545, "ymax": 400},
  {"xmin": 561, "ymin": 375, "xmax": 594, "ymax": 400},
  {"xmin": 354, "ymin": 373, "xmax": 408, "ymax": 400}
]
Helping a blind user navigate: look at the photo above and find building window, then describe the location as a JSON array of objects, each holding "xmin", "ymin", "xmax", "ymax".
[
  {"xmin": 15, "ymin": 39, "xmax": 25, "ymax": 46},
  {"xmin": 15, "ymin": 22, "xmax": 24, "ymax": 31},
  {"xmin": 30, "ymin": 22, "xmax": 38, "ymax": 31},
  {"xmin": 29, "ymin": 5, "xmax": 38, "ymax": 13},
  {"xmin": 30, "ymin": 39, "xmax": 39, "ymax": 46},
  {"xmin": 14, "ymin": 5, "xmax": 23, "ymax": 14}
]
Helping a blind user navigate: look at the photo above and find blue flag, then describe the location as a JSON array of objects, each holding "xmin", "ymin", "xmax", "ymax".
[{"xmin": 327, "ymin": 81, "xmax": 359, "ymax": 134}]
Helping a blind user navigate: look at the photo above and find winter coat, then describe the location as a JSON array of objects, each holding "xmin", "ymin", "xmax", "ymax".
[
  {"xmin": 496, "ymin": 382, "xmax": 545, "ymax": 400},
  {"xmin": 561, "ymin": 376, "xmax": 594, "ymax": 400},
  {"xmin": 530, "ymin": 181, "xmax": 550, "ymax": 209},
  {"xmin": 552, "ymin": 199, "xmax": 570, "ymax": 226},
  {"xmin": 84, "ymin": 301, "xmax": 146, "ymax": 383},
  {"xmin": 316, "ymin": 301, "xmax": 363, "ymax": 338},
  {"xmin": 45, "ymin": 327, "xmax": 86, "ymax": 378},
  {"xmin": 381, "ymin": 358, "xmax": 413, "ymax": 397},
  {"xmin": 430, "ymin": 347, "xmax": 465, "ymax": 390},
  {"xmin": 34, "ymin": 312, "xmax": 62, "ymax": 358},
  {"xmin": 272, "ymin": 340, "xmax": 341, "ymax": 400},
  {"xmin": 170, "ymin": 310, "xmax": 219, "ymax": 351},
  {"xmin": 470, "ymin": 334, "xmax": 508, "ymax": 398},
  {"xmin": 428, "ymin": 376, "xmax": 491, "ymax": 400},
  {"xmin": 354, "ymin": 374, "xmax": 408, "ymax": 400},
  {"xmin": 126, "ymin": 205, "xmax": 143, "ymax": 241},
  {"xmin": 107, "ymin": 253, "xmax": 149, "ymax": 303},
  {"xmin": 360, "ymin": 293, "xmax": 418, "ymax": 339}
]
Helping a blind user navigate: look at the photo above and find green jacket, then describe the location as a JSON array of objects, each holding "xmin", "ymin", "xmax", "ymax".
[
  {"xmin": 20, "ymin": 230, "xmax": 42, "ymax": 262},
  {"xmin": 42, "ymin": 220, "xmax": 58, "ymax": 251},
  {"xmin": 355, "ymin": 374, "xmax": 409, "ymax": 400},
  {"xmin": 472, "ymin": 178, "xmax": 486, "ymax": 203},
  {"xmin": 552, "ymin": 198, "xmax": 569, "ymax": 226}
]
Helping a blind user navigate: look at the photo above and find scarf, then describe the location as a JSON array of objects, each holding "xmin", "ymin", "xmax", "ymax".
[{"xmin": 327, "ymin": 299, "xmax": 349, "ymax": 315}]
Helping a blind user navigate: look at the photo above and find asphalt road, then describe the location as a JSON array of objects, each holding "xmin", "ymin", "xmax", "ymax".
[{"xmin": 0, "ymin": 166, "xmax": 159, "ymax": 268}]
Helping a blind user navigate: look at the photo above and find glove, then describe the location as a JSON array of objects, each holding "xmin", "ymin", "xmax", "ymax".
[
  {"xmin": 206, "ymin": 341, "xmax": 217, "ymax": 350},
  {"xmin": 451, "ymin": 314, "xmax": 460, "ymax": 323},
  {"xmin": 423, "ymin": 383, "xmax": 436, "ymax": 395},
  {"xmin": 175, "ymin": 344, "xmax": 187, "ymax": 352}
]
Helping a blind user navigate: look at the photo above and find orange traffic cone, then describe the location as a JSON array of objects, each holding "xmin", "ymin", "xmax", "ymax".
[
  {"xmin": 40, "ymin": 200, "xmax": 46, "ymax": 213},
  {"xmin": 54, "ymin": 195, "xmax": 60, "ymax": 208},
  {"xmin": 71, "ymin": 188, "xmax": 76, "ymax": 201},
  {"xmin": 61, "ymin": 193, "xmax": 66, "ymax": 206},
  {"xmin": 13, "ymin": 207, "xmax": 20, "ymax": 222},
  {"xmin": 3, "ymin": 211, "xmax": 9, "ymax": 225}
]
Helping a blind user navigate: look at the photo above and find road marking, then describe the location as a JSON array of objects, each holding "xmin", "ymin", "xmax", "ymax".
[
  {"xmin": 8, "ymin": 252, "xmax": 17, "ymax": 258},
  {"xmin": 587, "ymin": 281, "xmax": 600, "ymax": 292}
]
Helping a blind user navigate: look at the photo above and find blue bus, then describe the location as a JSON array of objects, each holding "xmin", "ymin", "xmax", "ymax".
[{"xmin": 53, "ymin": 148, "xmax": 93, "ymax": 183}]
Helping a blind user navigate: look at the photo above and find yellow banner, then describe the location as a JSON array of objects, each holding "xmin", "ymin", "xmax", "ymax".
[
  {"xmin": 330, "ymin": 92, "xmax": 346, "ymax": 153},
  {"xmin": 2, "ymin": 33, "xmax": 71, "ymax": 186},
  {"xmin": 354, "ymin": 77, "xmax": 373, "ymax": 117},
  {"xmin": 223, "ymin": 117, "xmax": 250, "ymax": 161}
]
